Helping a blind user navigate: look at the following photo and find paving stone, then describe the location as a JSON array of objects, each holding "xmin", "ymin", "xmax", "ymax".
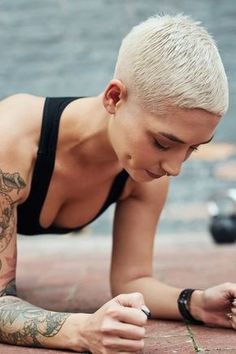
[
  {"xmin": 1, "ymin": 234, "xmax": 236, "ymax": 353},
  {"xmin": 207, "ymin": 351, "xmax": 236, "ymax": 353},
  {"xmin": 190, "ymin": 325, "xmax": 236, "ymax": 352},
  {"xmin": 143, "ymin": 320, "xmax": 196, "ymax": 353}
]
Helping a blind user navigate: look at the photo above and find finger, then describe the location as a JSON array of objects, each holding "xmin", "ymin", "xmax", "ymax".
[
  {"xmin": 226, "ymin": 312, "xmax": 233, "ymax": 321},
  {"xmin": 102, "ymin": 336, "xmax": 144, "ymax": 352},
  {"xmin": 224, "ymin": 309, "xmax": 236, "ymax": 330},
  {"xmin": 115, "ymin": 292, "xmax": 151, "ymax": 318},
  {"xmin": 231, "ymin": 307, "xmax": 236, "ymax": 315},
  {"xmin": 222, "ymin": 283, "xmax": 236, "ymax": 300},
  {"xmin": 107, "ymin": 306, "xmax": 147, "ymax": 326},
  {"xmin": 228, "ymin": 316, "xmax": 236, "ymax": 330},
  {"xmin": 115, "ymin": 292, "xmax": 146, "ymax": 309},
  {"xmin": 141, "ymin": 306, "xmax": 151, "ymax": 318},
  {"xmin": 106, "ymin": 322, "xmax": 146, "ymax": 340},
  {"xmin": 229, "ymin": 308, "xmax": 236, "ymax": 329}
]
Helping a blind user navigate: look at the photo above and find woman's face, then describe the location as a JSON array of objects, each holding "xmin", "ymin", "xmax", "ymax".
[{"xmin": 108, "ymin": 99, "xmax": 221, "ymax": 182}]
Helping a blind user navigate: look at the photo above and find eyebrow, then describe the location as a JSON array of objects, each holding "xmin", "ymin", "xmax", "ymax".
[{"xmin": 158, "ymin": 132, "xmax": 214, "ymax": 146}]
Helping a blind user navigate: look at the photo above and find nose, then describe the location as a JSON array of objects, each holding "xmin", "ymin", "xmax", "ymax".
[{"xmin": 161, "ymin": 160, "xmax": 182, "ymax": 177}]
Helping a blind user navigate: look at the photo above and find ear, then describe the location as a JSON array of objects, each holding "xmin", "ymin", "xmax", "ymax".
[{"xmin": 102, "ymin": 79, "xmax": 127, "ymax": 114}]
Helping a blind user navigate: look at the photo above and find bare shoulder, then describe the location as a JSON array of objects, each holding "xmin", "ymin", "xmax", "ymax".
[
  {"xmin": 0, "ymin": 92, "xmax": 39, "ymax": 107},
  {"xmin": 0, "ymin": 93, "xmax": 44, "ymax": 119}
]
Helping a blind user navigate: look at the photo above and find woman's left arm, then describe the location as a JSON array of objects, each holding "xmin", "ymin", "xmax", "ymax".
[
  {"xmin": 110, "ymin": 176, "xmax": 236, "ymax": 329},
  {"xmin": 111, "ymin": 175, "xmax": 184, "ymax": 320}
]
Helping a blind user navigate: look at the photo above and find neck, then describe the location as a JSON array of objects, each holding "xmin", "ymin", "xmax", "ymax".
[{"xmin": 68, "ymin": 95, "xmax": 121, "ymax": 168}]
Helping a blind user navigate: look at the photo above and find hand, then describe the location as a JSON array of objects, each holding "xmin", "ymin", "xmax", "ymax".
[
  {"xmin": 191, "ymin": 283, "xmax": 236, "ymax": 329},
  {"xmin": 76, "ymin": 292, "xmax": 149, "ymax": 353}
]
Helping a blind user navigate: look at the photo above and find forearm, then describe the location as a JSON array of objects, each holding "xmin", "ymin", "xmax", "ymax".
[
  {"xmin": 0, "ymin": 295, "xmax": 89, "ymax": 351},
  {"xmin": 112, "ymin": 276, "xmax": 184, "ymax": 320}
]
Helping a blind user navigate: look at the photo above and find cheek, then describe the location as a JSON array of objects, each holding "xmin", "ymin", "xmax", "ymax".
[
  {"xmin": 128, "ymin": 141, "xmax": 159, "ymax": 168},
  {"xmin": 112, "ymin": 121, "xmax": 157, "ymax": 166}
]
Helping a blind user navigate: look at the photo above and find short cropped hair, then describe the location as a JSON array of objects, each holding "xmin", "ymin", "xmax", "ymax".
[{"xmin": 114, "ymin": 14, "xmax": 228, "ymax": 116}]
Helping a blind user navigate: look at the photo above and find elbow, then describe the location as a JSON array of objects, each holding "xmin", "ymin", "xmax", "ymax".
[
  {"xmin": 110, "ymin": 266, "xmax": 153, "ymax": 297},
  {"xmin": 110, "ymin": 275, "xmax": 129, "ymax": 297},
  {"xmin": 110, "ymin": 280, "xmax": 122, "ymax": 298},
  {"xmin": 110, "ymin": 275, "xmax": 139, "ymax": 298}
]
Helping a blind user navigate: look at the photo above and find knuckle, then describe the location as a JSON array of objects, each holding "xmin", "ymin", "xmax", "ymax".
[
  {"xmin": 133, "ymin": 292, "xmax": 144, "ymax": 301},
  {"xmin": 106, "ymin": 308, "xmax": 120, "ymax": 319},
  {"xmin": 223, "ymin": 282, "xmax": 232, "ymax": 288},
  {"xmin": 232, "ymin": 322, "xmax": 236, "ymax": 330},
  {"xmin": 135, "ymin": 326, "xmax": 146, "ymax": 339},
  {"xmin": 101, "ymin": 336, "xmax": 113, "ymax": 349},
  {"xmin": 140, "ymin": 327, "xmax": 146, "ymax": 338},
  {"xmin": 137, "ymin": 339, "xmax": 145, "ymax": 350},
  {"xmin": 100, "ymin": 319, "xmax": 114, "ymax": 334},
  {"xmin": 100, "ymin": 323, "xmax": 110, "ymax": 334},
  {"xmin": 140, "ymin": 315, "xmax": 148, "ymax": 326}
]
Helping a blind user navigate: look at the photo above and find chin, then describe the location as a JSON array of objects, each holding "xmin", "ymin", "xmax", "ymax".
[{"xmin": 125, "ymin": 168, "xmax": 154, "ymax": 183}]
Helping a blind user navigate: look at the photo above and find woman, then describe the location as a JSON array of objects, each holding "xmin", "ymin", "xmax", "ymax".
[{"xmin": 0, "ymin": 13, "xmax": 234, "ymax": 354}]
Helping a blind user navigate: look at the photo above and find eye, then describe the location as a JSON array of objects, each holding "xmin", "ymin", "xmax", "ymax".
[{"xmin": 154, "ymin": 139, "xmax": 170, "ymax": 151}]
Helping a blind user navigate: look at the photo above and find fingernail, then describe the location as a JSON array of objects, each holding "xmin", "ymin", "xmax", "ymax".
[
  {"xmin": 141, "ymin": 305, "xmax": 151, "ymax": 318},
  {"xmin": 232, "ymin": 300, "xmax": 236, "ymax": 306}
]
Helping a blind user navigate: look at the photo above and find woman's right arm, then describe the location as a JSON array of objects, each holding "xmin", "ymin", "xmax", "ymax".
[
  {"xmin": 0, "ymin": 167, "xmax": 90, "ymax": 351},
  {"xmin": 0, "ymin": 167, "xmax": 147, "ymax": 353}
]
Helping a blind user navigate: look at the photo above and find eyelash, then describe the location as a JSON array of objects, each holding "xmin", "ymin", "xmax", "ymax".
[
  {"xmin": 154, "ymin": 140, "xmax": 199, "ymax": 152},
  {"xmin": 154, "ymin": 140, "xmax": 169, "ymax": 151}
]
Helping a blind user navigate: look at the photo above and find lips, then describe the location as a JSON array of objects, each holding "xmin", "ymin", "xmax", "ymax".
[{"xmin": 145, "ymin": 170, "xmax": 163, "ymax": 179}]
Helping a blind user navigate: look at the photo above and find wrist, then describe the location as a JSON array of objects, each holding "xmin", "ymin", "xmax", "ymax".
[
  {"xmin": 189, "ymin": 290, "xmax": 205, "ymax": 322},
  {"xmin": 63, "ymin": 313, "xmax": 91, "ymax": 352},
  {"xmin": 177, "ymin": 289, "xmax": 204, "ymax": 324}
]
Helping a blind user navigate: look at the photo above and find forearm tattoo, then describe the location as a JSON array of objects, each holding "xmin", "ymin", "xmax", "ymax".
[{"xmin": 0, "ymin": 297, "xmax": 70, "ymax": 347}]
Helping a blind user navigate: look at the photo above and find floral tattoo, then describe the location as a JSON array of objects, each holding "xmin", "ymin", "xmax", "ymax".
[
  {"xmin": 0, "ymin": 169, "xmax": 71, "ymax": 347},
  {"xmin": 0, "ymin": 297, "xmax": 70, "ymax": 346}
]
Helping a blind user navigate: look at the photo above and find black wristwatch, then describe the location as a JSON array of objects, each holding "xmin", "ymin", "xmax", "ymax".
[{"xmin": 177, "ymin": 288, "xmax": 204, "ymax": 325}]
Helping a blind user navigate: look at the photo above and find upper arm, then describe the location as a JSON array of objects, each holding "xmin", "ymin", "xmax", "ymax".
[
  {"xmin": 0, "ymin": 94, "xmax": 37, "ymax": 296},
  {"xmin": 0, "ymin": 166, "xmax": 28, "ymax": 297},
  {"xmin": 111, "ymin": 176, "xmax": 169, "ymax": 291}
]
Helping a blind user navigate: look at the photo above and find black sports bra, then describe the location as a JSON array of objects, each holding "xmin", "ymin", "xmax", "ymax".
[{"xmin": 17, "ymin": 97, "xmax": 129, "ymax": 235}]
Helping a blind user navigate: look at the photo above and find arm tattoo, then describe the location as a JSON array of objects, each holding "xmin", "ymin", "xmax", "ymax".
[
  {"xmin": 0, "ymin": 297, "xmax": 70, "ymax": 347},
  {"xmin": 1, "ymin": 171, "xmax": 56, "ymax": 348},
  {"xmin": 0, "ymin": 193, "xmax": 15, "ymax": 253},
  {"xmin": 0, "ymin": 169, "xmax": 26, "ymax": 253},
  {"xmin": 0, "ymin": 169, "xmax": 26, "ymax": 194}
]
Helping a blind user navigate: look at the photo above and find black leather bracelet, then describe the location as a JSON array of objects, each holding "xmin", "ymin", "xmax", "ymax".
[{"xmin": 177, "ymin": 289, "xmax": 204, "ymax": 325}]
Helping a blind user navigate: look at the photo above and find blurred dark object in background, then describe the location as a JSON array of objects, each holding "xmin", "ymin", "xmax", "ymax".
[{"xmin": 208, "ymin": 189, "xmax": 236, "ymax": 243}]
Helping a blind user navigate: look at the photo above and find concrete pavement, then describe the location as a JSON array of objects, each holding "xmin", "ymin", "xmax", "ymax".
[{"xmin": 0, "ymin": 232, "xmax": 236, "ymax": 353}]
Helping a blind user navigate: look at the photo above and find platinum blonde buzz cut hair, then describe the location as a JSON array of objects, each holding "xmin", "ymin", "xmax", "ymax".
[{"xmin": 114, "ymin": 14, "xmax": 229, "ymax": 116}]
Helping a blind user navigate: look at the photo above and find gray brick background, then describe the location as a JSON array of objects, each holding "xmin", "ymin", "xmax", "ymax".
[{"xmin": 1, "ymin": 0, "xmax": 235, "ymax": 236}]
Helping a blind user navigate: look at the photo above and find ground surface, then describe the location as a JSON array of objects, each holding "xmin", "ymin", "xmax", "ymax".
[{"xmin": 0, "ymin": 232, "xmax": 236, "ymax": 353}]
